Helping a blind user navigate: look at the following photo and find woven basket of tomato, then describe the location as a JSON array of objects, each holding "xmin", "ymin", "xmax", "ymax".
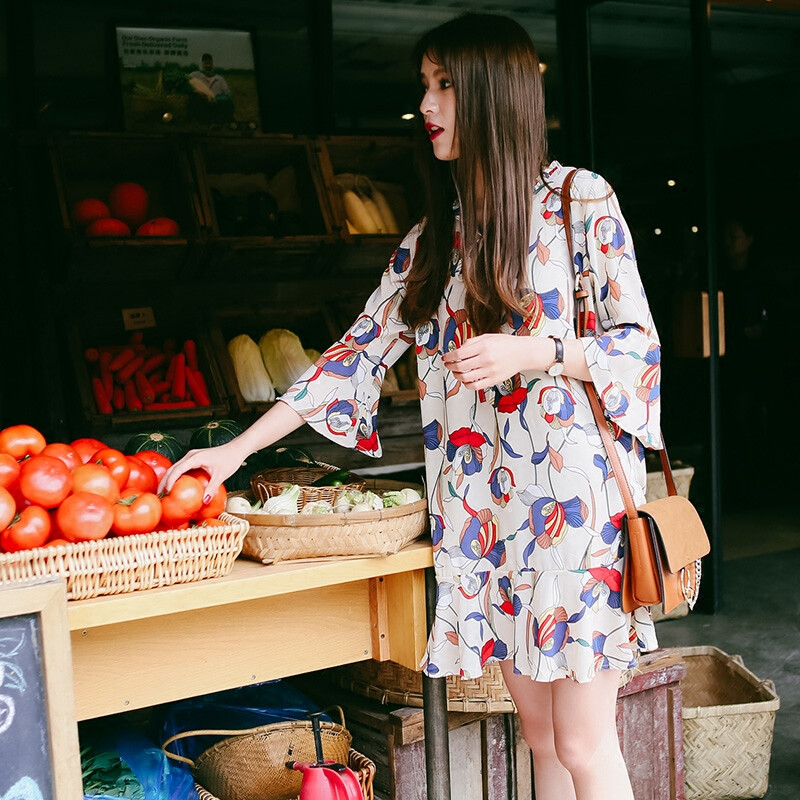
[{"xmin": 0, "ymin": 424, "xmax": 248, "ymax": 600}]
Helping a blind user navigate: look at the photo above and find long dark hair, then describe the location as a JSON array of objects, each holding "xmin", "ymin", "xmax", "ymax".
[{"xmin": 401, "ymin": 13, "xmax": 549, "ymax": 334}]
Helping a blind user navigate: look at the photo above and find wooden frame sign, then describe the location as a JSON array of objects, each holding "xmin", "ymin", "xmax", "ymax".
[{"xmin": 0, "ymin": 580, "xmax": 82, "ymax": 800}]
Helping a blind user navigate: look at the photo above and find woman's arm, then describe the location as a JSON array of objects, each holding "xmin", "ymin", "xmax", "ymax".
[
  {"xmin": 159, "ymin": 400, "xmax": 304, "ymax": 499},
  {"xmin": 443, "ymin": 332, "xmax": 591, "ymax": 390}
]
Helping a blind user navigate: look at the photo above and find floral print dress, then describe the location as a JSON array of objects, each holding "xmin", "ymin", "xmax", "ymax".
[{"xmin": 280, "ymin": 162, "xmax": 660, "ymax": 683}]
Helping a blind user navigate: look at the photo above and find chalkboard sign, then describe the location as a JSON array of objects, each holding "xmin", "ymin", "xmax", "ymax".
[{"xmin": 0, "ymin": 580, "xmax": 81, "ymax": 800}]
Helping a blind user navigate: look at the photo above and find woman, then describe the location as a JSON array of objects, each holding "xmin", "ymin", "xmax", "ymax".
[{"xmin": 163, "ymin": 13, "xmax": 661, "ymax": 800}]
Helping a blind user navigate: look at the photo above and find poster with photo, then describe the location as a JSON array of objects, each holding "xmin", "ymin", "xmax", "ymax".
[{"xmin": 116, "ymin": 26, "xmax": 261, "ymax": 132}]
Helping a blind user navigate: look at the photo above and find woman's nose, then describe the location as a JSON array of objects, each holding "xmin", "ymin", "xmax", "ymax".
[{"xmin": 420, "ymin": 89, "xmax": 437, "ymax": 115}]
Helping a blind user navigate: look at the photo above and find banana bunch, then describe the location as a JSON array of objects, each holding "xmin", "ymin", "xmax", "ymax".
[{"xmin": 336, "ymin": 173, "xmax": 400, "ymax": 235}]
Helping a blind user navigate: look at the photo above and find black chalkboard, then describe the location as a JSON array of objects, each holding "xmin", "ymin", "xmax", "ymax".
[
  {"xmin": 0, "ymin": 580, "xmax": 81, "ymax": 800},
  {"xmin": 0, "ymin": 612, "xmax": 54, "ymax": 800}
]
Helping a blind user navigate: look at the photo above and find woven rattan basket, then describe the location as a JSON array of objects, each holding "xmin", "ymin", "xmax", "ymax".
[
  {"xmin": 163, "ymin": 708, "xmax": 361, "ymax": 800},
  {"xmin": 677, "ymin": 645, "xmax": 780, "ymax": 800},
  {"xmin": 0, "ymin": 513, "xmax": 249, "ymax": 601},
  {"xmin": 194, "ymin": 748, "xmax": 376, "ymax": 800},
  {"xmin": 328, "ymin": 658, "xmax": 516, "ymax": 713},
  {"xmin": 233, "ymin": 480, "xmax": 428, "ymax": 565},
  {"xmin": 251, "ymin": 463, "xmax": 366, "ymax": 506}
]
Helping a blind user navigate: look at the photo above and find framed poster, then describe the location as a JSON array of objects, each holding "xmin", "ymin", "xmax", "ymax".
[
  {"xmin": 0, "ymin": 580, "xmax": 81, "ymax": 800},
  {"xmin": 115, "ymin": 26, "xmax": 262, "ymax": 132}
]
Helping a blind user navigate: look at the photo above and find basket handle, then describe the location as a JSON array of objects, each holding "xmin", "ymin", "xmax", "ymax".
[{"xmin": 161, "ymin": 725, "xmax": 288, "ymax": 766}]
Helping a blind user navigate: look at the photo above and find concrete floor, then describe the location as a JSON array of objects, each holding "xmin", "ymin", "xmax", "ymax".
[{"xmin": 656, "ymin": 507, "xmax": 800, "ymax": 800}]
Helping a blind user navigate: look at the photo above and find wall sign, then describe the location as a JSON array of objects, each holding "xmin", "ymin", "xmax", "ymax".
[{"xmin": 0, "ymin": 581, "xmax": 81, "ymax": 800}]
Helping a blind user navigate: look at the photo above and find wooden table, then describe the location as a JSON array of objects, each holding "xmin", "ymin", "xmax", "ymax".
[{"xmin": 67, "ymin": 542, "xmax": 434, "ymax": 721}]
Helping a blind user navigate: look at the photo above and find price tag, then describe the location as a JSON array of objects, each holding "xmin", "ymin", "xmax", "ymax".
[{"xmin": 121, "ymin": 307, "xmax": 157, "ymax": 331}]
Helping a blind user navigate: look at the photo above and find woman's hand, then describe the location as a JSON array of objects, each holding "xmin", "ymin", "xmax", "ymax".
[
  {"xmin": 443, "ymin": 333, "xmax": 591, "ymax": 389},
  {"xmin": 159, "ymin": 440, "xmax": 249, "ymax": 503}
]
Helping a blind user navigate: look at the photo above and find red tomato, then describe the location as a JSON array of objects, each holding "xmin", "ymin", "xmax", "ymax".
[
  {"xmin": 199, "ymin": 518, "xmax": 227, "ymax": 527},
  {"xmin": 48, "ymin": 508, "xmax": 66, "ymax": 540},
  {"xmin": 18, "ymin": 455, "xmax": 72, "ymax": 509},
  {"xmin": 130, "ymin": 451, "xmax": 172, "ymax": 483},
  {"xmin": 0, "ymin": 453, "xmax": 21, "ymax": 490},
  {"xmin": 108, "ymin": 182, "xmax": 149, "ymax": 228},
  {"xmin": 124, "ymin": 459, "xmax": 158, "ymax": 493},
  {"xmin": 71, "ymin": 463, "xmax": 120, "ymax": 503},
  {"xmin": 57, "ymin": 492, "xmax": 114, "ymax": 542},
  {"xmin": 1, "ymin": 506, "xmax": 50, "ymax": 551},
  {"xmin": 41, "ymin": 442, "xmax": 82, "ymax": 472},
  {"xmin": 0, "ymin": 486, "xmax": 15, "ymax": 530},
  {"xmin": 112, "ymin": 489, "xmax": 162, "ymax": 536},
  {"xmin": 70, "ymin": 437, "xmax": 106, "ymax": 464},
  {"xmin": 195, "ymin": 484, "xmax": 227, "ymax": 521},
  {"xmin": 135, "ymin": 217, "xmax": 180, "ymax": 237},
  {"xmin": 160, "ymin": 474, "xmax": 204, "ymax": 525},
  {"xmin": 0, "ymin": 424, "xmax": 46, "ymax": 460},
  {"xmin": 72, "ymin": 197, "xmax": 110, "ymax": 229},
  {"xmin": 93, "ymin": 448, "xmax": 130, "ymax": 489},
  {"xmin": 85, "ymin": 217, "xmax": 131, "ymax": 237},
  {"xmin": 44, "ymin": 538, "xmax": 71, "ymax": 548}
]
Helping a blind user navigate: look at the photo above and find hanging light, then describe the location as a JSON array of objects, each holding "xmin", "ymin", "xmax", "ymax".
[{"xmin": 401, "ymin": 113, "xmax": 415, "ymax": 121}]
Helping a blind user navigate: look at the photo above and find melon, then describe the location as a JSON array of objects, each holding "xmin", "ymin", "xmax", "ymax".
[
  {"xmin": 189, "ymin": 419, "xmax": 244, "ymax": 450},
  {"xmin": 124, "ymin": 431, "xmax": 185, "ymax": 462}
]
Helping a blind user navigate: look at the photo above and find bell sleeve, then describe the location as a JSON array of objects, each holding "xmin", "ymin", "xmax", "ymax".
[
  {"xmin": 277, "ymin": 224, "xmax": 420, "ymax": 457},
  {"xmin": 573, "ymin": 172, "xmax": 663, "ymax": 450}
]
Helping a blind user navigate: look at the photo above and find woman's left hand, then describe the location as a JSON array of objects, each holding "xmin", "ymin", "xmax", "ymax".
[{"xmin": 443, "ymin": 334, "xmax": 549, "ymax": 391}]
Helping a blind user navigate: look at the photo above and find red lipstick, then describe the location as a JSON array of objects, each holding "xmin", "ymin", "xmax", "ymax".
[{"xmin": 425, "ymin": 122, "xmax": 443, "ymax": 141}]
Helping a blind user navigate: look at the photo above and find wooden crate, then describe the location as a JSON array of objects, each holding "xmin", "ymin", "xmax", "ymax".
[
  {"xmin": 316, "ymin": 135, "xmax": 419, "ymax": 273},
  {"xmin": 68, "ymin": 305, "xmax": 229, "ymax": 437},
  {"xmin": 48, "ymin": 132, "xmax": 203, "ymax": 281},
  {"xmin": 291, "ymin": 680, "xmax": 531, "ymax": 800},
  {"xmin": 192, "ymin": 135, "xmax": 337, "ymax": 279}
]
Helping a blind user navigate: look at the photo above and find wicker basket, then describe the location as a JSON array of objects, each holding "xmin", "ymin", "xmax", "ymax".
[
  {"xmin": 251, "ymin": 463, "xmax": 367, "ymax": 507},
  {"xmin": 328, "ymin": 658, "xmax": 515, "ymax": 714},
  {"xmin": 194, "ymin": 748, "xmax": 376, "ymax": 800},
  {"xmin": 233, "ymin": 480, "xmax": 428, "ymax": 565},
  {"xmin": 0, "ymin": 513, "xmax": 249, "ymax": 601},
  {"xmin": 677, "ymin": 645, "xmax": 780, "ymax": 800},
  {"xmin": 163, "ymin": 707, "xmax": 366, "ymax": 800}
]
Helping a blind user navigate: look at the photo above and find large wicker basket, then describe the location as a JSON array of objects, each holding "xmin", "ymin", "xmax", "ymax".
[
  {"xmin": 194, "ymin": 749, "xmax": 376, "ymax": 800},
  {"xmin": 677, "ymin": 645, "xmax": 780, "ymax": 800},
  {"xmin": 0, "ymin": 513, "xmax": 249, "ymax": 601},
  {"xmin": 327, "ymin": 658, "xmax": 515, "ymax": 714},
  {"xmin": 233, "ymin": 480, "xmax": 428, "ymax": 565}
]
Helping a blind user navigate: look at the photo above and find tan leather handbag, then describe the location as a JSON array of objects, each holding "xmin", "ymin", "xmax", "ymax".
[{"xmin": 561, "ymin": 169, "xmax": 711, "ymax": 614}]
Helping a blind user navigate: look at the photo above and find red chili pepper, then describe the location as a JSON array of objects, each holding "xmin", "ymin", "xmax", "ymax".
[
  {"xmin": 124, "ymin": 381, "xmax": 142, "ymax": 412},
  {"xmin": 144, "ymin": 401, "xmax": 197, "ymax": 411},
  {"xmin": 91, "ymin": 377, "xmax": 113, "ymax": 414},
  {"xmin": 116, "ymin": 355, "xmax": 145, "ymax": 384},
  {"xmin": 183, "ymin": 339, "xmax": 198, "ymax": 372},
  {"xmin": 109, "ymin": 347, "xmax": 136, "ymax": 372},
  {"xmin": 112, "ymin": 385, "xmax": 125, "ymax": 411},
  {"xmin": 140, "ymin": 353, "xmax": 166, "ymax": 375},
  {"xmin": 185, "ymin": 367, "xmax": 211, "ymax": 406},
  {"xmin": 134, "ymin": 371, "xmax": 155, "ymax": 404},
  {"xmin": 171, "ymin": 353, "xmax": 186, "ymax": 401}
]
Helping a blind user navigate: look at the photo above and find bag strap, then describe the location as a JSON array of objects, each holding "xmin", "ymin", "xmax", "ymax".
[{"xmin": 560, "ymin": 168, "xmax": 677, "ymax": 522}]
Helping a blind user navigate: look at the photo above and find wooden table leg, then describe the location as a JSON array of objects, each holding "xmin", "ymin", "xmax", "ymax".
[{"xmin": 422, "ymin": 567, "xmax": 452, "ymax": 800}]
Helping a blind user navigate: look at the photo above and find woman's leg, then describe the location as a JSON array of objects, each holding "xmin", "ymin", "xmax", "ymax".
[
  {"xmin": 550, "ymin": 668, "xmax": 633, "ymax": 800},
  {"xmin": 499, "ymin": 661, "xmax": 576, "ymax": 800}
]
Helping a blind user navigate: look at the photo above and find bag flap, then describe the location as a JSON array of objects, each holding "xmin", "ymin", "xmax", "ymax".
[{"xmin": 638, "ymin": 495, "xmax": 710, "ymax": 572}]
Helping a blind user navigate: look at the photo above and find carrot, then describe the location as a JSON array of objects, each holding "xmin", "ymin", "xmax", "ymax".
[
  {"xmin": 112, "ymin": 385, "xmax": 125, "ymax": 411},
  {"xmin": 144, "ymin": 401, "xmax": 197, "ymax": 411},
  {"xmin": 129, "ymin": 331, "xmax": 144, "ymax": 346},
  {"xmin": 91, "ymin": 377, "xmax": 113, "ymax": 414},
  {"xmin": 183, "ymin": 339, "xmax": 198, "ymax": 372},
  {"xmin": 165, "ymin": 355, "xmax": 176, "ymax": 382},
  {"xmin": 171, "ymin": 353, "xmax": 186, "ymax": 401},
  {"xmin": 116, "ymin": 355, "xmax": 145, "ymax": 384},
  {"xmin": 185, "ymin": 367, "xmax": 211, "ymax": 406},
  {"xmin": 141, "ymin": 353, "xmax": 166, "ymax": 375},
  {"xmin": 195, "ymin": 370, "xmax": 209, "ymax": 397},
  {"xmin": 151, "ymin": 380, "xmax": 171, "ymax": 397},
  {"xmin": 134, "ymin": 371, "xmax": 155, "ymax": 404},
  {"xmin": 84, "ymin": 347, "xmax": 100, "ymax": 363},
  {"xmin": 124, "ymin": 381, "xmax": 142, "ymax": 412},
  {"xmin": 109, "ymin": 347, "xmax": 136, "ymax": 372},
  {"xmin": 149, "ymin": 370, "xmax": 165, "ymax": 385}
]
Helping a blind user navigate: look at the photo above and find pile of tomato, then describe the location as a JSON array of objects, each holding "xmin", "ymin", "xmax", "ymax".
[{"xmin": 0, "ymin": 424, "xmax": 226, "ymax": 553}]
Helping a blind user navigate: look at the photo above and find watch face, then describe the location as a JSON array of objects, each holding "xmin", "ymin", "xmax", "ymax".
[{"xmin": 548, "ymin": 363, "xmax": 565, "ymax": 377}]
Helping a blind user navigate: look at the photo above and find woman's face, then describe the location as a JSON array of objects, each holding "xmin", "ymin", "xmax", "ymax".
[{"xmin": 419, "ymin": 53, "xmax": 458, "ymax": 160}]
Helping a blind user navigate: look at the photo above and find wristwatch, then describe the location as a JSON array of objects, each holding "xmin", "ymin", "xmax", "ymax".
[{"xmin": 546, "ymin": 336, "xmax": 565, "ymax": 377}]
